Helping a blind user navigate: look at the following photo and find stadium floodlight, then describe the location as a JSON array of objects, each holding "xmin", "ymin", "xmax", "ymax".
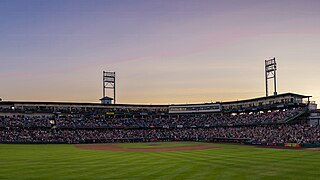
[
  {"xmin": 265, "ymin": 58, "xmax": 277, "ymax": 97},
  {"xmin": 103, "ymin": 71, "xmax": 116, "ymax": 104}
]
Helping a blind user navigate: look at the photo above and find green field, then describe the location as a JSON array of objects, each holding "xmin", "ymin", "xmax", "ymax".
[{"xmin": 0, "ymin": 142, "xmax": 319, "ymax": 179}]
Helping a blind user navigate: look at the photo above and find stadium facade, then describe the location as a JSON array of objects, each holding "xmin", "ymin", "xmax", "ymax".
[
  {"xmin": 0, "ymin": 92, "xmax": 315, "ymax": 116},
  {"xmin": 1, "ymin": 92, "xmax": 319, "ymax": 147}
]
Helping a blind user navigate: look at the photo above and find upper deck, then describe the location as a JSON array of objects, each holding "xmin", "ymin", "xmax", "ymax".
[{"xmin": 0, "ymin": 92, "xmax": 312, "ymax": 115}]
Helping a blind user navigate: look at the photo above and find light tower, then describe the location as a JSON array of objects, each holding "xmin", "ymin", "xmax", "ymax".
[
  {"xmin": 102, "ymin": 71, "xmax": 116, "ymax": 104},
  {"xmin": 265, "ymin": 57, "xmax": 277, "ymax": 97}
]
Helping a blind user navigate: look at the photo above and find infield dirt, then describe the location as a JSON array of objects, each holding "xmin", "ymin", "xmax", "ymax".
[{"xmin": 75, "ymin": 143, "xmax": 222, "ymax": 152}]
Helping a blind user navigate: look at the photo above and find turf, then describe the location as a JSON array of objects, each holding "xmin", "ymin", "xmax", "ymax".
[{"xmin": 0, "ymin": 142, "xmax": 319, "ymax": 179}]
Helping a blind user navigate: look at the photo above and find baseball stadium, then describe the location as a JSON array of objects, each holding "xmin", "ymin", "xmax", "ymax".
[
  {"xmin": 2, "ymin": 1, "xmax": 320, "ymax": 179},
  {"xmin": 1, "ymin": 60, "xmax": 320, "ymax": 179}
]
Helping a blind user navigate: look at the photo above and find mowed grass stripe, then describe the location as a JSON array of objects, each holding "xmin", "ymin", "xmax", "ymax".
[
  {"xmin": 52, "ymin": 153, "xmax": 148, "ymax": 179},
  {"xmin": 189, "ymin": 149, "xmax": 318, "ymax": 177},
  {"xmin": 73, "ymin": 152, "xmax": 170, "ymax": 179},
  {"xmin": 86, "ymin": 161, "xmax": 176, "ymax": 179},
  {"xmin": 150, "ymin": 163, "xmax": 195, "ymax": 180},
  {"xmin": 95, "ymin": 153, "xmax": 166, "ymax": 179},
  {"xmin": 193, "ymin": 148, "xmax": 316, "ymax": 164},
  {"xmin": 133, "ymin": 162, "xmax": 179, "ymax": 179}
]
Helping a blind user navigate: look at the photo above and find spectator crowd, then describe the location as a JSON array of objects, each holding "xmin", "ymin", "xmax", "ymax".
[
  {"xmin": 0, "ymin": 124, "xmax": 319, "ymax": 144},
  {"xmin": 0, "ymin": 109, "xmax": 301, "ymax": 128},
  {"xmin": 1, "ymin": 109, "xmax": 319, "ymax": 145}
]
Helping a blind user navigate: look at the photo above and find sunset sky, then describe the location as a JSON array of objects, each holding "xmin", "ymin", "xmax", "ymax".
[{"xmin": 1, "ymin": 0, "xmax": 320, "ymax": 104}]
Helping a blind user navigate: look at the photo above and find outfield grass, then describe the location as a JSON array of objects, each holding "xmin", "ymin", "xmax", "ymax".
[{"xmin": 0, "ymin": 142, "xmax": 319, "ymax": 179}]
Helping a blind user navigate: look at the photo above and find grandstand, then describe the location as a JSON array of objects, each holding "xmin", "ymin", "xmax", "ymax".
[{"xmin": 0, "ymin": 92, "xmax": 319, "ymax": 147}]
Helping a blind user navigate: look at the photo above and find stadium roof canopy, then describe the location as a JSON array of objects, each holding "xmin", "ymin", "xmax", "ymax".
[
  {"xmin": 221, "ymin": 92, "xmax": 311, "ymax": 105},
  {"xmin": 0, "ymin": 92, "xmax": 311, "ymax": 107}
]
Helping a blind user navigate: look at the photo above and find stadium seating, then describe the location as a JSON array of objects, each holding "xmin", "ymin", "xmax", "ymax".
[{"xmin": 1, "ymin": 108, "xmax": 320, "ymax": 145}]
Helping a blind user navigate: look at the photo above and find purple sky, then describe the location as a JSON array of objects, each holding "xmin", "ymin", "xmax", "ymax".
[{"xmin": 1, "ymin": 0, "xmax": 320, "ymax": 104}]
